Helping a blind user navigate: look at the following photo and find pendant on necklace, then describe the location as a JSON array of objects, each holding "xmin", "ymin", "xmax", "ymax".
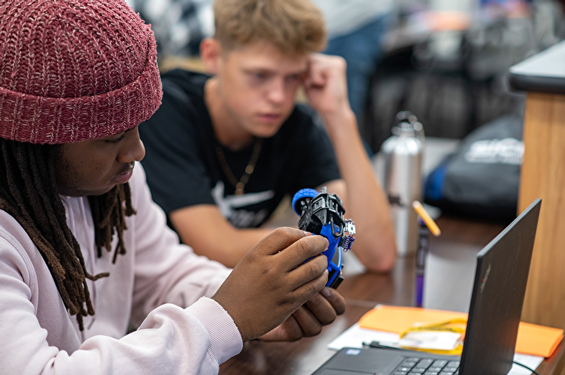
[{"xmin": 235, "ymin": 182, "xmax": 245, "ymax": 196}]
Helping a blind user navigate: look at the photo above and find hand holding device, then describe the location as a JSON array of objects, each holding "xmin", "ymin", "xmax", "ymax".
[{"xmin": 212, "ymin": 227, "xmax": 329, "ymax": 342}]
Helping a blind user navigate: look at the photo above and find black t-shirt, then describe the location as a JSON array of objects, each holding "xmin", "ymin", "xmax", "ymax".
[{"xmin": 139, "ymin": 69, "xmax": 340, "ymax": 228}]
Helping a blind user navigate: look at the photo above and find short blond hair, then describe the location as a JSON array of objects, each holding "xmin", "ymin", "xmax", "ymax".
[{"xmin": 213, "ymin": 0, "xmax": 327, "ymax": 57}]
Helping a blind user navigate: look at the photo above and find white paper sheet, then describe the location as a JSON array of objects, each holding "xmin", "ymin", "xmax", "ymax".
[{"xmin": 328, "ymin": 323, "xmax": 544, "ymax": 375}]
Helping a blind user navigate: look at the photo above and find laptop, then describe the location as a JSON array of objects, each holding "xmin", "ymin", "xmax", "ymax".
[{"xmin": 312, "ymin": 199, "xmax": 541, "ymax": 375}]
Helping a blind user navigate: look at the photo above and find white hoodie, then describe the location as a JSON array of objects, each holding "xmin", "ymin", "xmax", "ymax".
[{"xmin": 0, "ymin": 164, "xmax": 242, "ymax": 375}]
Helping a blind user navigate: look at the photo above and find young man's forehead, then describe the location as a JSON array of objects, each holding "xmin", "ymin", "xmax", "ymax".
[{"xmin": 228, "ymin": 41, "xmax": 310, "ymax": 73}]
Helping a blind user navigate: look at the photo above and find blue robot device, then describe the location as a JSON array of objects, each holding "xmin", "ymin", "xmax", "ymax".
[{"xmin": 292, "ymin": 187, "xmax": 356, "ymax": 289}]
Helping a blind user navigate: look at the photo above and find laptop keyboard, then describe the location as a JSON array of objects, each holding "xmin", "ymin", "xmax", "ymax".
[{"xmin": 390, "ymin": 357, "xmax": 460, "ymax": 375}]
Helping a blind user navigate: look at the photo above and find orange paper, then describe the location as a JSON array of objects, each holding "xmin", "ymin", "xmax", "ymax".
[
  {"xmin": 517, "ymin": 322, "xmax": 564, "ymax": 358},
  {"xmin": 359, "ymin": 305, "xmax": 563, "ymax": 358}
]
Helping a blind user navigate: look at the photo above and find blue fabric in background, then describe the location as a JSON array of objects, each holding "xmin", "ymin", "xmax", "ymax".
[
  {"xmin": 323, "ymin": 14, "xmax": 391, "ymax": 121},
  {"xmin": 323, "ymin": 14, "xmax": 391, "ymax": 156}
]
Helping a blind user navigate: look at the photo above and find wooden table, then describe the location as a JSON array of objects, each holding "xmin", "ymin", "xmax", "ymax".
[
  {"xmin": 220, "ymin": 215, "xmax": 565, "ymax": 375},
  {"xmin": 509, "ymin": 42, "xmax": 565, "ymax": 333}
]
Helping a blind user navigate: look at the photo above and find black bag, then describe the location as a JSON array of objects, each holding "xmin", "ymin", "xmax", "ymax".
[{"xmin": 424, "ymin": 116, "xmax": 523, "ymax": 223}]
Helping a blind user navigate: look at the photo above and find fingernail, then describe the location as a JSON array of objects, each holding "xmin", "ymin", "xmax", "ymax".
[
  {"xmin": 304, "ymin": 231, "xmax": 312, "ymax": 236},
  {"xmin": 321, "ymin": 287, "xmax": 331, "ymax": 297}
]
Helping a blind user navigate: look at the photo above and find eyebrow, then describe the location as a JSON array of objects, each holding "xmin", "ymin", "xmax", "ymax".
[
  {"xmin": 103, "ymin": 127, "xmax": 134, "ymax": 141},
  {"xmin": 287, "ymin": 69, "xmax": 308, "ymax": 76},
  {"xmin": 243, "ymin": 68, "xmax": 273, "ymax": 74},
  {"xmin": 243, "ymin": 67, "xmax": 308, "ymax": 76}
]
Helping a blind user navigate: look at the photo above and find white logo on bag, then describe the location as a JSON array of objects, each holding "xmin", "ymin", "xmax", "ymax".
[
  {"xmin": 464, "ymin": 138, "xmax": 524, "ymax": 165},
  {"xmin": 211, "ymin": 181, "xmax": 275, "ymax": 228}
]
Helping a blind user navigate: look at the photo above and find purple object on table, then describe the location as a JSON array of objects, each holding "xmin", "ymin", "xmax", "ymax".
[{"xmin": 415, "ymin": 220, "xmax": 430, "ymax": 307}]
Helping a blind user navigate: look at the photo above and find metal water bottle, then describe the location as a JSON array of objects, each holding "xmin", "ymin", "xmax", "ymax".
[{"xmin": 381, "ymin": 111, "xmax": 424, "ymax": 257}]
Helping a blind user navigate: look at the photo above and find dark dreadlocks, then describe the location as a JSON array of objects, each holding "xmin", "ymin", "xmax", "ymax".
[{"xmin": 0, "ymin": 138, "xmax": 136, "ymax": 330}]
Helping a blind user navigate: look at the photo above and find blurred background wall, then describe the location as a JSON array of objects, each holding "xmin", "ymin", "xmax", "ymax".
[{"xmin": 126, "ymin": 0, "xmax": 564, "ymax": 153}]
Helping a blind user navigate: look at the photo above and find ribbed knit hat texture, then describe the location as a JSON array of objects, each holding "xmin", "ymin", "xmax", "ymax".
[{"xmin": 0, "ymin": 0, "xmax": 163, "ymax": 144}]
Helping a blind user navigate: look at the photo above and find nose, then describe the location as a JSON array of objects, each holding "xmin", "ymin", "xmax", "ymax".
[
  {"xmin": 266, "ymin": 78, "xmax": 286, "ymax": 105},
  {"xmin": 117, "ymin": 126, "xmax": 145, "ymax": 164}
]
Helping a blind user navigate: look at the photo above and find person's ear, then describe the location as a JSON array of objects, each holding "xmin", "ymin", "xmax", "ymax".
[{"xmin": 200, "ymin": 38, "xmax": 222, "ymax": 74}]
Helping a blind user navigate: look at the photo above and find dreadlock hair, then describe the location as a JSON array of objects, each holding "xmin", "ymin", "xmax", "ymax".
[{"xmin": 0, "ymin": 138, "xmax": 136, "ymax": 330}]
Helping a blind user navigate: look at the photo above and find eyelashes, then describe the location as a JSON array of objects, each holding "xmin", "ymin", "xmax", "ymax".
[{"xmin": 105, "ymin": 134, "xmax": 125, "ymax": 144}]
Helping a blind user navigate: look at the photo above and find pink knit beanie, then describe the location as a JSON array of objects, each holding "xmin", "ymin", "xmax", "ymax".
[{"xmin": 0, "ymin": 0, "xmax": 162, "ymax": 144}]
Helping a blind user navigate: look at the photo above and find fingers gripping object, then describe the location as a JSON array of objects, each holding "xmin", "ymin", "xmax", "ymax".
[{"xmin": 292, "ymin": 187, "xmax": 356, "ymax": 289}]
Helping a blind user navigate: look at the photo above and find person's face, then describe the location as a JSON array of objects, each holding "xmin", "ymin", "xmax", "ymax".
[
  {"xmin": 54, "ymin": 126, "xmax": 145, "ymax": 197},
  {"xmin": 210, "ymin": 40, "xmax": 308, "ymax": 138}
]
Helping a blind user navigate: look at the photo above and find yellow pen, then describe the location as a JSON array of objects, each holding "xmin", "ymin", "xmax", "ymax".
[{"xmin": 412, "ymin": 201, "xmax": 441, "ymax": 237}]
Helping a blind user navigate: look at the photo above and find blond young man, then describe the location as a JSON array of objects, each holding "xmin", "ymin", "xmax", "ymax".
[{"xmin": 140, "ymin": 0, "xmax": 397, "ymax": 272}]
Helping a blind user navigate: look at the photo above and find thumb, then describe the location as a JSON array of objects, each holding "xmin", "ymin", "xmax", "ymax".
[{"xmin": 249, "ymin": 227, "xmax": 310, "ymax": 256}]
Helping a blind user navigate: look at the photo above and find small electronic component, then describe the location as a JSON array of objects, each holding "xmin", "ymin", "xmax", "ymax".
[{"xmin": 292, "ymin": 187, "xmax": 356, "ymax": 289}]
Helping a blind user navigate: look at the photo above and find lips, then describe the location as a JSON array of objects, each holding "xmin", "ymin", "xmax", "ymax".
[
  {"xmin": 113, "ymin": 166, "xmax": 134, "ymax": 184},
  {"xmin": 257, "ymin": 113, "xmax": 282, "ymax": 123}
]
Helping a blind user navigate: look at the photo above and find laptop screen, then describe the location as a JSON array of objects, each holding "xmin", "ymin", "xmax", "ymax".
[{"xmin": 459, "ymin": 199, "xmax": 541, "ymax": 374}]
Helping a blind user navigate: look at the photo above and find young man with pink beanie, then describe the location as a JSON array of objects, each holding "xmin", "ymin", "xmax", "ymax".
[{"xmin": 0, "ymin": 1, "xmax": 345, "ymax": 374}]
